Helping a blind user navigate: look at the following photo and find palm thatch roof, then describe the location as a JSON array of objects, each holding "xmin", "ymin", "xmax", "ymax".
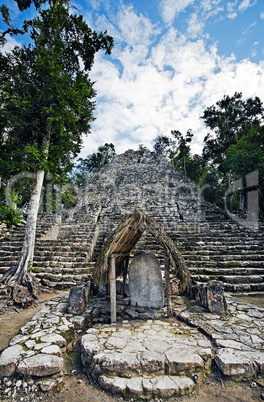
[{"xmin": 93, "ymin": 209, "xmax": 190, "ymax": 291}]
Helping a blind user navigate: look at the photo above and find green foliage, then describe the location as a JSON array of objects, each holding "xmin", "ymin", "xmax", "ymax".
[
  {"xmin": 224, "ymin": 125, "xmax": 264, "ymax": 177},
  {"xmin": 201, "ymin": 93, "xmax": 264, "ymax": 218},
  {"xmin": 61, "ymin": 188, "xmax": 77, "ymax": 209},
  {"xmin": 201, "ymin": 92, "xmax": 264, "ymax": 172},
  {"xmin": 186, "ymin": 155, "xmax": 205, "ymax": 184},
  {"xmin": 170, "ymin": 129, "xmax": 193, "ymax": 176},
  {"xmin": 153, "ymin": 131, "xmax": 204, "ymax": 183},
  {"xmin": 28, "ymin": 261, "xmax": 39, "ymax": 273},
  {"xmin": 0, "ymin": 205, "xmax": 22, "ymax": 226},
  {"xmin": 74, "ymin": 143, "xmax": 116, "ymax": 186},
  {"xmin": 12, "ymin": 176, "xmax": 34, "ymax": 209},
  {"xmin": 0, "ymin": 1, "xmax": 114, "ymax": 182},
  {"xmin": 153, "ymin": 135, "xmax": 176, "ymax": 162},
  {"xmin": 138, "ymin": 144, "xmax": 149, "ymax": 151},
  {"xmin": 0, "ymin": 5, "xmax": 24, "ymax": 46},
  {"xmin": 199, "ymin": 167, "xmax": 226, "ymax": 208},
  {"xmin": 224, "ymin": 124, "xmax": 264, "ymax": 218}
]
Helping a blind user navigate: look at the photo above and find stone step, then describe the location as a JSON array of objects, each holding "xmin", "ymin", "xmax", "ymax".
[
  {"xmin": 186, "ymin": 260, "xmax": 264, "ymax": 268},
  {"xmin": 184, "ymin": 253, "xmax": 264, "ymax": 260},
  {"xmin": 190, "ymin": 276, "xmax": 264, "ymax": 292},
  {"xmin": 191, "ymin": 274, "xmax": 264, "ymax": 284},
  {"xmin": 231, "ymin": 291, "xmax": 264, "ymax": 297},
  {"xmin": 34, "ymin": 244, "xmax": 90, "ymax": 251},
  {"xmin": 189, "ymin": 267, "xmax": 264, "ymax": 276},
  {"xmin": 33, "ymin": 255, "xmax": 88, "ymax": 262},
  {"xmin": 35, "ymin": 277, "xmax": 85, "ymax": 289},
  {"xmin": 224, "ymin": 282, "xmax": 264, "ymax": 292},
  {"xmin": 33, "ymin": 261, "xmax": 89, "ymax": 269},
  {"xmin": 34, "ymin": 272, "xmax": 91, "ymax": 282}
]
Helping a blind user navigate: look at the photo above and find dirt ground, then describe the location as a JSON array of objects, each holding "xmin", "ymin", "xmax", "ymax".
[{"xmin": 1, "ymin": 292, "xmax": 264, "ymax": 401}]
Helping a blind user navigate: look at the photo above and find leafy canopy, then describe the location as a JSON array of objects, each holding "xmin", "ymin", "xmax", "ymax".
[
  {"xmin": 0, "ymin": 1, "xmax": 114, "ymax": 181},
  {"xmin": 201, "ymin": 92, "xmax": 264, "ymax": 172}
]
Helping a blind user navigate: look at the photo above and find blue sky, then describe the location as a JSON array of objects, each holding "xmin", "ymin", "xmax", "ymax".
[{"xmin": 1, "ymin": 0, "xmax": 264, "ymax": 157}]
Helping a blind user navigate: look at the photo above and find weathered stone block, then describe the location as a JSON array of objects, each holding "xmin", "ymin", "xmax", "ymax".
[
  {"xmin": 214, "ymin": 348, "xmax": 257, "ymax": 379},
  {"xmin": 81, "ymin": 337, "xmax": 103, "ymax": 364},
  {"xmin": 68, "ymin": 281, "xmax": 91, "ymax": 315},
  {"xmin": 154, "ymin": 375, "xmax": 178, "ymax": 398},
  {"xmin": 173, "ymin": 376, "xmax": 195, "ymax": 396},
  {"xmin": 165, "ymin": 348, "xmax": 204, "ymax": 375},
  {"xmin": 206, "ymin": 280, "xmax": 227, "ymax": 314},
  {"xmin": 0, "ymin": 345, "xmax": 23, "ymax": 378},
  {"xmin": 187, "ymin": 280, "xmax": 227, "ymax": 314},
  {"xmin": 139, "ymin": 351, "xmax": 165, "ymax": 374},
  {"xmin": 129, "ymin": 252, "xmax": 164, "ymax": 309},
  {"xmin": 126, "ymin": 377, "xmax": 143, "ymax": 395},
  {"xmin": 17, "ymin": 354, "xmax": 64, "ymax": 377},
  {"xmin": 41, "ymin": 345, "xmax": 61, "ymax": 355},
  {"xmin": 40, "ymin": 333, "xmax": 66, "ymax": 347},
  {"xmin": 98, "ymin": 375, "xmax": 127, "ymax": 395},
  {"xmin": 94, "ymin": 352, "xmax": 141, "ymax": 376}
]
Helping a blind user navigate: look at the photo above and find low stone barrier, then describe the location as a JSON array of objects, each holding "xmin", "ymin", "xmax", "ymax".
[
  {"xmin": 0, "ymin": 292, "xmax": 86, "ymax": 398},
  {"xmin": 186, "ymin": 279, "xmax": 227, "ymax": 314},
  {"xmin": 1, "ymin": 290, "xmax": 264, "ymax": 400}
]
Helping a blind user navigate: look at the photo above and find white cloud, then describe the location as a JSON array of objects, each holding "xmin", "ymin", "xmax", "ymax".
[
  {"xmin": 1, "ymin": 35, "xmax": 21, "ymax": 54},
  {"xmin": 187, "ymin": 13, "xmax": 205, "ymax": 38},
  {"xmin": 227, "ymin": 1, "xmax": 238, "ymax": 19},
  {"xmin": 82, "ymin": 2, "xmax": 264, "ymax": 157},
  {"xmin": 159, "ymin": 0, "xmax": 195, "ymax": 25},
  {"xmin": 260, "ymin": 12, "xmax": 264, "ymax": 19},
  {"xmin": 117, "ymin": 4, "xmax": 160, "ymax": 47},
  {"xmin": 238, "ymin": 0, "xmax": 257, "ymax": 12}
]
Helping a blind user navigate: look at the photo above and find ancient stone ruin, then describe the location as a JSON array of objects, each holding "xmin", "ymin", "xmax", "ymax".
[
  {"xmin": 129, "ymin": 252, "xmax": 164, "ymax": 309},
  {"xmin": 0, "ymin": 149, "xmax": 264, "ymax": 399},
  {"xmin": 1, "ymin": 149, "xmax": 263, "ymax": 294}
]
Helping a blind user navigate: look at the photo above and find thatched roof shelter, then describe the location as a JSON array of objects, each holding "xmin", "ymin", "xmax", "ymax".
[{"xmin": 93, "ymin": 209, "xmax": 190, "ymax": 292}]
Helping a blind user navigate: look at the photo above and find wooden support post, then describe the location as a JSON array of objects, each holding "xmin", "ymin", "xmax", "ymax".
[
  {"xmin": 122, "ymin": 255, "xmax": 129, "ymax": 297},
  {"xmin": 109, "ymin": 254, "xmax": 116, "ymax": 323},
  {"xmin": 165, "ymin": 253, "xmax": 171, "ymax": 318}
]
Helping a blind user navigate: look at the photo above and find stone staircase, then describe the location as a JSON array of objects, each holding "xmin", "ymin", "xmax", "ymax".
[
  {"xmin": 0, "ymin": 149, "xmax": 263, "ymax": 298},
  {"xmin": 131, "ymin": 219, "xmax": 264, "ymax": 294},
  {"xmin": 0, "ymin": 214, "xmax": 97, "ymax": 296},
  {"xmin": 177, "ymin": 222, "xmax": 264, "ymax": 294},
  {"xmin": 1, "ymin": 207, "xmax": 263, "ymax": 298}
]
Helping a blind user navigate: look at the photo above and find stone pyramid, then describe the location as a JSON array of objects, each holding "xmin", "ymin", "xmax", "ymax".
[
  {"xmin": 1, "ymin": 149, "xmax": 263, "ymax": 294},
  {"xmin": 68, "ymin": 148, "xmax": 226, "ymax": 226}
]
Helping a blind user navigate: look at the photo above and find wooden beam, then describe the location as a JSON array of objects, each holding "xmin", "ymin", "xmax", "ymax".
[
  {"xmin": 109, "ymin": 254, "xmax": 116, "ymax": 323},
  {"xmin": 165, "ymin": 253, "xmax": 171, "ymax": 318}
]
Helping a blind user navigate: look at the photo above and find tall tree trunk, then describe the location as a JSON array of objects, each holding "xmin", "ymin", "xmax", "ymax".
[
  {"xmin": 2, "ymin": 170, "xmax": 45, "ymax": 305},
  {"xmin": 2, "ymin": 134, "xmax": 50, "ymax": 306}
]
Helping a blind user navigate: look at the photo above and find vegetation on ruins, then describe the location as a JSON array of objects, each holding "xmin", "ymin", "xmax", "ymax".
[
  {"xmin": 201, "ymin": 92, "xmax": 264, "ymax": 172},
  {"xmin": 153, "ymin": 130, "xmax": 205, "ymax": 183},
  {"xmin": 202, "ymin": 92, "xmax": 264, "ymax": 217},
  {"xmin": 153, "ymin": 92, "xmax": 264, "ymax": 217},
  {"xmin": 73, "ymin": 143, "xmax": 117, "ymax": 186},
  {"xmin": 0, "ymin": 0, "xmax": 113, "ymax": 304}
]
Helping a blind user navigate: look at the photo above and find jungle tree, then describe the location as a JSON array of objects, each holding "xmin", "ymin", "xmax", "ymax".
[
  {"xmin": 0, "ymin": 0, "xmax": 113, "ymax": 304},
  {"xmin": 201, "ymin": 92, "xmax": 264, "ymax": 172}
]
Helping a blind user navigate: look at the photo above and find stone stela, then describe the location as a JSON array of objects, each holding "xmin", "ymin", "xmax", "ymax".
[{"xmin": 129, "ymin": 252, "xmax": 164, "ymax": 309}]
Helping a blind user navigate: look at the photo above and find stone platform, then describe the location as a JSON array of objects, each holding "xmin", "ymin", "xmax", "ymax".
[
  {"xmin": 81, "ymin": 318, "xmax": 212, "ymax": 399},
  {"xmin": 0, "ymin": 292, "xmax": 264, "ymax": 400}
]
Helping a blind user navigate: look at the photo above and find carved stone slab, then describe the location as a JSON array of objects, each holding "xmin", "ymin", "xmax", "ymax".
[{"xmin": 129, "ymin": 252, "xmax": 164, "ymax": 309}]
